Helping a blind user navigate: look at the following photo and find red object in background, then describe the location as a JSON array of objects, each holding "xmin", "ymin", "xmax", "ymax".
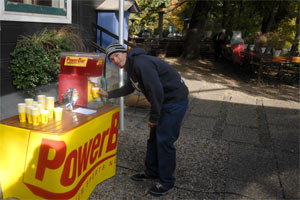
[
  {"xmin": 58, "ymin": 52, "xmax": 106, "ymax": 107},
  {"xmin": 231, "ymin": 43, "xmax": 244, "ymax": 63}
]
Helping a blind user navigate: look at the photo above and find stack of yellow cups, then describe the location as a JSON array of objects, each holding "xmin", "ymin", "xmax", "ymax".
[
  {"xmin": 31, "ymin": 108, "xmax": 40, "ymax": 126},
  {"xmin": 46, "ymin": 97, "xmax": 55, "ymax": 119},
  {"xmin": 40, "ymin": 110, "xmax": 49, "ymax": 124},
  {"xmin": 37, "ymin": 95, "xmax": 46, "ymax": 102},
  {"xmin": 18, "ymin": 103, "xmax": 26, "ymax": 123},
  {"xmin": 37, "ymin": 95, "xmax": 46, "ymax": 109},
  {"xmin": 35, "ymin": 104, "xmax": 44, "ymax": 110},
  {"xmin": 35, "ymin": 104, "xmax": 44, "ymax": 122},
  {"xmin": 26, "ymin": 106, "xmax": 33, "ymax": 124},
  {"xmin": 25, "ymin": 98, "xmax": 33, "ymax": 106},
  {"xmin": 18, "ymin": 96, "xmax": 58, "ymax": 125},
  {"xmin": 32, "ymin": 103, "xmax": 38, "ymax": 109}
]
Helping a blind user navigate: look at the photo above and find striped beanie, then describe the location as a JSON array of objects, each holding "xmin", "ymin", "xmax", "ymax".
[{"xmin": 105, "ymin": 43, "xmax": 127, "ymax": 58}]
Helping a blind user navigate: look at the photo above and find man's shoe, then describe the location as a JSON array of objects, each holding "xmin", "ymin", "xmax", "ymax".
[
  {"xmin": 148, "ymin": 183, "xmax": 173, "ymax": 197},
  {"xmin": 130, "ymin": 172, "xmax": 157, "ymax": 182}
]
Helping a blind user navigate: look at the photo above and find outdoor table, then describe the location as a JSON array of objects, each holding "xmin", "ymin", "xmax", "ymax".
[
  {"xmin": 0, "ymin": 104, "xmax": 120, "ymax": 200},
  {"xmin": 243, "ymin": 51, "xmax": 299, "ymax": 84},
  {"xmin": 258, "ymin": 55, "xmax": 300, "ymax": 84}
]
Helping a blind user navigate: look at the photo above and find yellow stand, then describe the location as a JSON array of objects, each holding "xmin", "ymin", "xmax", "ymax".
[{"xmin": 0, "ymin": 106, "xmax": 120, "ymax": 200}]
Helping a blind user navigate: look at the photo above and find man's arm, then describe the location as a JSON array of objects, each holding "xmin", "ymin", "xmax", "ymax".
[
  {"xmin": 107, "ymin": 83, "xmax": 135, "ymax": 98},
  {"xmin": 99, "ymin": 79, "xmax": 135, "ymax": 99}
]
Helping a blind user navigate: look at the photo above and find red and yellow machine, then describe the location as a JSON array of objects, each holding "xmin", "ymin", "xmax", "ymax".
[{"xmin": 59, "ymin": 52, "xmax": 106, "ymax": 107}]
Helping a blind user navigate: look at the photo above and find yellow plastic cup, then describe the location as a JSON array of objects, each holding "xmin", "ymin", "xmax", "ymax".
[
  {"xmin": 54, "ymin": 107, "xmax": 63, "ymax": 121},
  {"xmin": 33, "ymin": 101, "xmax": 38, "ymax": 104},
  {"xmin": 36, "ymin": 103, "xmax": 44, "ymax": 110},
  {"xmin": 38, "ymin": 100, "xmax": 46, "ymax": 108},
  {"xmin": 26, "ymin": 106, "xmax": 33, "ymax": 124},
  {"xmin": 31, "ymin": 108, "xmax": 40, "ymax": 126},
  {"xmin": 18, "ymin": 103, "xmax": 26, "ymax": 123},
  {"xmin": 46, "ymin": 97, "xmax": 55, "ymax": 108},
  {"xmin": 40, "ymin": 110, "xmax": 49, "ymax": 124},
  {"xmin": 92, "ymin": 87, "xmax": 100, "ymax": 98},
  {"xmin": 35, "ymin": 104, "xmax": 44, "ymax": 121},
  {"xmin": 25, "ymin": 98, "xmax": 34, "ymax": 106},
  {"xmin": 37, "ymin": 95, "xmax": 46, "ymax": 102},
  {"xmin": 46, "ymin": 107, "xmax": 54, "ymax": 119}
]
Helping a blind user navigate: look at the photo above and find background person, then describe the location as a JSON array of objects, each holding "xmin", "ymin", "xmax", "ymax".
[
  {"xmin": 213, "ymin": 29, "xmax": 226, "ymax": 60},
  {"xmin": 98, "ymin": 43, "xmax": 189, "ymax": 197}
]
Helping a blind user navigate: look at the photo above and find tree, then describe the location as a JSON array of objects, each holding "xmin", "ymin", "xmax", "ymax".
[
  {"xmin": 131, "ymin": 0, "xmax": 169, "ymax": 36},
  {"xmin": 181, "ymin": 0, "xmax": 213, "ymax": 58},
  {"xmin": 258, "ymin": 1, "xmax": 293, "ymax": 34},
  {"xmin": 290, "ymin": 0, "xmax": 300, "ymax": 54},
  {"xmin": 163, "ymin": 0, "xmax": 190, "ymax": 33},
  {"xmin": 180, "ymin": 0, "xmax": 299, "ymax": 58},
  {"xmin": 133, "ymin": 0, "xmax": 299, "ymax": 56}
]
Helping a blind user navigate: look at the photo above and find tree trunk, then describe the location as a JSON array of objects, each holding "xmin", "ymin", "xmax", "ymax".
[
  {"xmin": 261, "ymin": 9, "xmax": 276, "ymax": 33},
  {"xmin": 237, "ymin": 0, "xmax": 244, "ymax": 30},
  {"xmin": 189, "ymin": 0, "xmax": 212, "ymax": 30},
  {"xmin": 182, "ymin": 0, "xmax": 212, "ymax": 59},
  {"xmin": 158, "ymin": 12, "xmax": 164, "ymax": 39},
  {"xmin": 222, "ymin": 0, "xmax": 227, "ymax": 28},
  {"xmin": 273, "ymin": 1, "xmax": 289, "ymax": 31},
  {"xmin": 261, "ymin": 2, "xmax": 287, "ymax": 34},
  {"xmin": 290, "ymin": 1, "xmax": 300, "ymax": 55}
]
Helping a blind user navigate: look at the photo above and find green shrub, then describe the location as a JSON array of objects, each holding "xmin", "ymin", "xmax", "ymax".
[
  {"xmin": 9, "ymin": 26, "xmax": 85, "ymax": 96},
  {"xmin": 9, "ymin": 40, "xmax": 57, "ymax": 96}
]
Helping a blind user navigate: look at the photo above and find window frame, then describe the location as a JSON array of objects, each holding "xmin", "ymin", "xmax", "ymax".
[{"xmin": 0, "ymin": 0, "xmax": 72, "ymax": 24}]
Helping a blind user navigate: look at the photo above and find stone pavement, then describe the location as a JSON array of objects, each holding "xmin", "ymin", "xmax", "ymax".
[{"xmin": 90, "ymin": 58, "xmax": 299, "ymax": 199}]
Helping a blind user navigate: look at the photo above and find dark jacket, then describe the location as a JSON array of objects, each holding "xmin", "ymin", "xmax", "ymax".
[{"xmin": 108, "ymin": 48, "xmax": 189, "ymax": 123}]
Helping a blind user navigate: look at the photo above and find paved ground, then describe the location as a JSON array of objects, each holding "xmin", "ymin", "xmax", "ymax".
[{"xmin": 90, "ymin": 57, "xmax": 299, "ymax": 199}]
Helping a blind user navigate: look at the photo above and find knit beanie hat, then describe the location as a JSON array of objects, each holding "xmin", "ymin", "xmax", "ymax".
[{"xmin": 105, "ymin": 43, "xmax": 127, "ymax": 58}]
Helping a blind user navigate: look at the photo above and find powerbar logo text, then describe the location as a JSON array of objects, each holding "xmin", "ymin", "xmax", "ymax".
[
  {"xmin": 24, "ymin": 112, "xmax": 119, "ymax": 199},
  {"xmin": 64, "ymin": 56, "xmax": 88, "ymax": 67}
]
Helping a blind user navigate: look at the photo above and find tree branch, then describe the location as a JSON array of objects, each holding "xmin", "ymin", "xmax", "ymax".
[{"xmin": 165, "ymin": 0, "xmax": 189, "ymax": 13}]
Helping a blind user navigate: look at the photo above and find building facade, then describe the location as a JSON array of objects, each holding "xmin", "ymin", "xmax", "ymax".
[{"xmin": 1, "ymin": 0, "xmax": 97, "ymax": 96}]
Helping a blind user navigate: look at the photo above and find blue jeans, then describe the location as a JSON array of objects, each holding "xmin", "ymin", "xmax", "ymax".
[{"xmin": 145, "ymin": 98, "xmax": 188, "ymax": 189}]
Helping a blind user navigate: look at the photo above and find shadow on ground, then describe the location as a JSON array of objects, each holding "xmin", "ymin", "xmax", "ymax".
[
  {"xmin": 89, "ymin": 56, "xmax": 299, "ymax": 199},
  {"xmin": 164, "ymin": 57, "xmax": 299, "ymax": 103},
  {"xmin": 90, "ymin": 97, "xmax": 299, "ymax": 199}
]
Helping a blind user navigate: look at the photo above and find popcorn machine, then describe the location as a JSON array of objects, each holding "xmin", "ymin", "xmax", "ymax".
[{"xmin": 59, "ymin": 52, "xmax": 106, "ymax": 107}]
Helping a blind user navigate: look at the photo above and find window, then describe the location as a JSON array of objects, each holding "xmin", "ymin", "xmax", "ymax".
[{"xmin": 0, "ymin": 0, "xmax": 71, "ymax": 24}]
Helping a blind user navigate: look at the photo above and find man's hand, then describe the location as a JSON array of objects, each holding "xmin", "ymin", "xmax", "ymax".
[
  {"xmin": 148, "ymin": 121, "xmax": 157, "ymax": 128},
  {"xmin": 98, "ymin": 88, "xmax": 108, "ymax": 98}
]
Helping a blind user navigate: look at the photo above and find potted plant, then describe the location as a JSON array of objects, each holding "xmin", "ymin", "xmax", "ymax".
[
  {"xmin": 265, "ymin": 32, "xmax": 285, "ymax": 56},
  {"xmin": 255, "ymin": 34, "xmax": 268, "ymax": 53},
  {"xmin": 9, "ymin": 26, "xmax": 85, "ymax": 97}
]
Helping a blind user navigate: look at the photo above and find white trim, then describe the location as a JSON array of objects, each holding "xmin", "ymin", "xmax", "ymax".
[
  {"xmin": 94, "ymin": 0, "xmax": 134, "ymax": 11},
  {"xmin": 0, "ymin": 0, "xmax": 72, "ymax": 24},
  {"xmin": 51, "ymin": 0, "xmax": 66, "ymax": 8}
]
